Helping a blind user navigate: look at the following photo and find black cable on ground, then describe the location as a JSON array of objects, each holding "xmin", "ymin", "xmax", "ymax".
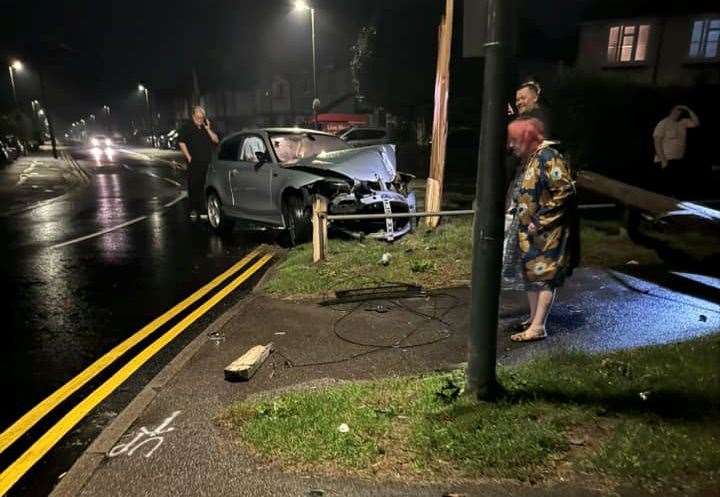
[{"xmin": 271, "ymin": 289, "xmax": 463, "ymax": 370}]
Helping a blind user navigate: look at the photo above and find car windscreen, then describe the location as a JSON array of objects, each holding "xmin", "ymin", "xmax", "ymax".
[{"xmin": 269, "ymin": 132, "xmax": 350, "ymax": 163}]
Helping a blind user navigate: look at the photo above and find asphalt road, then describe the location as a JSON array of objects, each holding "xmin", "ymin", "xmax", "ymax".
[{"xmin": 0, "ymin": 145, "xmax": 270, "ymax": 496}]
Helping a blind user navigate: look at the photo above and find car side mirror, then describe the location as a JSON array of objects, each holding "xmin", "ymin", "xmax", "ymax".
[{"xmin": 255, "ymin": 151, "xmax": 270, "ymax": 165}]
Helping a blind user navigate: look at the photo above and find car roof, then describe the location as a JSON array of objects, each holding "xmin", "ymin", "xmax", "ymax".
[
  {"xmin": 227, "ymin": 127, "xmax": 338, "ymax": 140},
  {"xmin": 344, "ymin": 126, "xmax": 387, "ymax": 132}
]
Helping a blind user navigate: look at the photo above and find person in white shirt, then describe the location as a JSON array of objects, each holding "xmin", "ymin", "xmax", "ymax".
[{"xmin": 653, "ymin": 105, "xmax": 700, "ymax": 196}]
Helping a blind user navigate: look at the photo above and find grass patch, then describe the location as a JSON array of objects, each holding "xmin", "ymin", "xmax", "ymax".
[
  {"xmin": 263, "ymin": 218, "xmax": 474, "ymax": 298},
  {"xmin": 224, "ymin": 336, "xmax": 720, "ymax": 490},
  {"xmin": 263, "ymin": 218, "xmax": 660, "ymax": 298},
  {"xmin": 580, "ymin": 220, "xmax": 661, "ymax": 267}
]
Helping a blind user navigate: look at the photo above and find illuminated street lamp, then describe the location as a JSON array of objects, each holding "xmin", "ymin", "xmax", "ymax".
[
  {"xmin": 7, "ymin": 59, "xmax": 23, "ymax": 105},
  {"xmin": 294, "ymin": 1, "xmax": 319, "ymax": 128}
]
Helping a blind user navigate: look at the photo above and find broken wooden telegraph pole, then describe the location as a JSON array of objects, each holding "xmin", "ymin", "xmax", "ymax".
[{"xmin": 425, "ymin": 0, "xmax": 454, "ymax": 228}]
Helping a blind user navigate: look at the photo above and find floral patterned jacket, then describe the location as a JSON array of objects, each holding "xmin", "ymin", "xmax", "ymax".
[{"xmin": 513, "ymin": 144, "xmax": 576, "ymax": 286}]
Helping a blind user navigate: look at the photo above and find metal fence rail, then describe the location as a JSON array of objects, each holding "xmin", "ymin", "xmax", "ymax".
[
  {"xmin": 312, "ymin": 194, "xmax": 475, "ymax": 262},
  {"xmin": 323, "ymin": 210, "xmax": 475, "ymax": 221}
]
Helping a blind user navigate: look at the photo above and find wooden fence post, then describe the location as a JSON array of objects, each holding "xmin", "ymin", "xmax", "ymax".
[{"xmin": 312, "ymin": 195, "xmax": 328, "ymax": 263}]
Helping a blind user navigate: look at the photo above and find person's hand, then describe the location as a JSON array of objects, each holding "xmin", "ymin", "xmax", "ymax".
[
  {"xmin": 185, "ymin": 154, "xmax": 192, "ymax": 164},
  {"xmin": 661, "ymin": 159, "xmax": 668, "ymax": 169},
  {"xmin": 528, "ymin": 222, "xmax": 538, "ymax": 234},
  {"xmin": 204, "ymin": 118, "xmax": 211, "ymax": 129}
]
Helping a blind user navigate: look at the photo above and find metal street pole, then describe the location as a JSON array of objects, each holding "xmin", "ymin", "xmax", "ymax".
[
  {"xmin": 140, "ymin": 86, "xmax": 155, "ymax": 147},
  {"xmin": 103, "ymin": 105, "xmax": 111, "ymax": 134},
  {"xmin": 311, "ymin": 7, "xmax": 319, "ymax": 129},
  {"xmin": 37, "ymin": 68, "xmax": 58, "ymax": 159},
  {"xmin": 8, "ymin": 66, "xmax": 18, "ymax": 105},
  {"xmin": 466, "ymin": 0, "xmax": 512, "ymax": 400}
]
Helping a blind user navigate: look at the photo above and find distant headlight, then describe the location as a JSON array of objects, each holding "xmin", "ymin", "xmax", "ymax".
[
  {"xmin": 91, "ymin": 138, "xmax": 99, "ymax": 146},
  {"xmin": 105, "ymin": 138, "xmax": 112, "ymax": 146}
]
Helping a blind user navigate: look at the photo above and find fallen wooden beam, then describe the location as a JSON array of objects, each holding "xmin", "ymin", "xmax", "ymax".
[
  {"xmin": 577, "ymin": 170, "xmax": 720, "ymax": 221},
  {"xmin": 224, "ymin": 343, "xmax": 274, "ymax": 381}
]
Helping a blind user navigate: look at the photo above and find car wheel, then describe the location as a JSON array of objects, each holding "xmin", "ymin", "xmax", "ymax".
[
  {"xmin": 207, "ymin": 191, "xmax": 234, "ymax": 235},
  {"xmin": 282, "ymin": 195, "xmax": 312, "ymax": 247}
]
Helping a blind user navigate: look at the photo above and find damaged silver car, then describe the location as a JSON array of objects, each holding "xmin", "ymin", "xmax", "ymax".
[{"xmin": 204, "ymin": 128, "xmax": 416, "ymax": 245}]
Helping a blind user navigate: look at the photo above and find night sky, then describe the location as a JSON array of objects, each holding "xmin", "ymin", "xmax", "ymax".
[{"xmin": 8, "ymin": 0, "xmax": 702, "ymax": 125}]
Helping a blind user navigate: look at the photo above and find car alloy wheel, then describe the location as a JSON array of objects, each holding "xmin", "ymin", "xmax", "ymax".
[
  {"xmin": 207, "ymin": 195, "xmax": 221, "ymax": 229},
  {"xmin": 206, "ymin": 192, "xmax": 234, "ymax": 234}
]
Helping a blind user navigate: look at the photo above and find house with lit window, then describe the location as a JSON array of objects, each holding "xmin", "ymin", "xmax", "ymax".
[{"xmin": 576, "ymin": 12, "xmax": 720, "ymax": 86}]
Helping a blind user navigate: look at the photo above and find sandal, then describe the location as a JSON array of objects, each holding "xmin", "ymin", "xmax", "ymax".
[
  {"xmin": 506, "ymin": 318, "xmax": 532, "ymax": 333},
  {"xmin": 510, "ymin": 327, "xmax": 547, "ymax": 342}
]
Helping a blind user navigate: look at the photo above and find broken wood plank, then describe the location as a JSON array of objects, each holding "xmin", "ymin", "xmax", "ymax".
[
  {"xmin": 577, "ymin": 171, "xmax": 677, "ymax": 214},
  {"xmin": 312, "ymin": 195, "xmax": 328, "ymax": 263},
  {"xmin": 224, "ymin": 343, "xmax": 274, "ymax": 381},
  {"xmin": 425, "ymin": 178, "xmax": 442, "ymax": 227}
]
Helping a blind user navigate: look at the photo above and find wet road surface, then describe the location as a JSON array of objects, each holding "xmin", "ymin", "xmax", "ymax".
[{"xmin": 0, "ymin": 146, "xmax": 270, "ymax": 496}]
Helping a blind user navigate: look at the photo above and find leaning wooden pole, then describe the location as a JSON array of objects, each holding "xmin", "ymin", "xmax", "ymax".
[{"xmin": 425, "ymin": 0, "xmax": 454, "ymax": 227}]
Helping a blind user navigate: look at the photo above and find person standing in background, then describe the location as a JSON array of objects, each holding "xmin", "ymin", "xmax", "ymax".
[
  {"xmin": 653, "ymin": 105, "xmax": 700, "ymax": 197},
  {"xmin": 178, "ymin": 106, "xmax": 219, "ymax": 221},
  {"xmin": 506, "ymin": 81, "xmax": 552, "ymax": 191}
]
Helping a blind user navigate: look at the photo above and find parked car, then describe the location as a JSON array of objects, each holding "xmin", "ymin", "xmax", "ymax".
[
  {"xmin": 338, "ymin": 127, "xmax": 390, "ymax": 147},
  {"xmin": 205, "ymin": 128, "xmax": 416, "ymax": 244},
  {"xmin": 0, "ymin": 139, "xmax": 13, "ymax": 164},
  {"xmin": 4, "ymin": 135, "xmax": 24, "ymax": 159},
  {"xmin": 158, "ymin": 129, "xmax": 179, "ymax": 150}
]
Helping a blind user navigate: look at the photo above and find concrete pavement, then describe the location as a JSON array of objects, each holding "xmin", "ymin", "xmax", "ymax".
[{"xmin": 50, "ymin": 267, "xmax": 720, "ymax": 497}]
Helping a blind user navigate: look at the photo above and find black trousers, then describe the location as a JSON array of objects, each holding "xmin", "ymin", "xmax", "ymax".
[
  {"xmin": 660, "ymin": 159, "xmax": 685, "ymax": 198},
  {"xmin": 187, "ymin": 161, "xmax": 209, "ymax": 213}
]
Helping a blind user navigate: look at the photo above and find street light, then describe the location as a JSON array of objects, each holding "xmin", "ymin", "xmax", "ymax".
[
  {"xmin": 138, "ymin": 83, "xmax": 156, "ymax": 147},
  {"xmin": 294, "ymin": 1, "xmax": 319, "ymax": 128},
  {"xmin": 7, "ymin": 59, "xmax": 23, "ymax": 106},
  {"xmin": 7, "ymin": 59, "xmax": 58, "ymax": 158}
]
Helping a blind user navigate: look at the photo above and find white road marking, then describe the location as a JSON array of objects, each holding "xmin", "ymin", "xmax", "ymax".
[
  {"xmin": 49, "ymin": 191, "xmax": 187, "ymax": 250},
  {"xmin": 122, "ymin": 163, "xmax": 182, "ymax": 187},
  {"xmin": 118, "ymin": 149, "xmax": 185, "ymax": 170},
  {"xmin": 164, "ymin": 191, "xmax": 187, "ymax": 207}
]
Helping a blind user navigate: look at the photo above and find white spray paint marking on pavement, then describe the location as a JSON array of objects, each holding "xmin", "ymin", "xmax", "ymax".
[
  {"xmin": 49, "ymin": 191, "xmax": 187, "ymax": 249},
  {"xmin": 108, "ymin": 411, "xmax": 181, "ymax": 459},
  {"xmin": 16, "ymin": 161, "xmax": 41, "ymax": 186}
]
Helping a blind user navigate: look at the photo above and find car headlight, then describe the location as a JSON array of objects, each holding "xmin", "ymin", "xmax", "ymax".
[
  {"xmin": 105, "ymin": 138, "xmax": 112, "ymax": 146},
  {"xmin": 91, "ymin": 138, "xmax": 99, "ymax": 146}
]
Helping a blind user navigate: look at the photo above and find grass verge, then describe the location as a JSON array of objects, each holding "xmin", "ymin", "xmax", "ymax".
[
  {"xmin": 262, "ymin": 217, "xmax": 660, "ymax": 299},
  {"xmin": 224, "ymin": 335, "xmax": 720, "ymax": 491}
]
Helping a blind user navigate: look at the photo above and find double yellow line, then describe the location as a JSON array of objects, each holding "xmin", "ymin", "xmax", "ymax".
[{"xmin": 0, "ymin": 248, "xmax": 272, "ymax": 495}]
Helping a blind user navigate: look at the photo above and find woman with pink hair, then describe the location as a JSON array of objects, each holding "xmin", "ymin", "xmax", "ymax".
[{"xmin": 502, "ymin": 117, "xmax": 577, "ymax": 342}]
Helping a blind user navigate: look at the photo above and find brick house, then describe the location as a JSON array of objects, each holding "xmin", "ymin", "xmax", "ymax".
[{"xmin": 576, "ymin": 12, "xmax": 719, "ymax": 86}]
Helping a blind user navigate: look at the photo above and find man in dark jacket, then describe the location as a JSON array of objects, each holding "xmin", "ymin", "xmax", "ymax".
[
  {"xmin": 178, "ymin": 106, "xmax": 219, "ymax": 221},
  {"xmin": 505, "ymin": 81, "xmax": 552, "ymax": 190}
]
